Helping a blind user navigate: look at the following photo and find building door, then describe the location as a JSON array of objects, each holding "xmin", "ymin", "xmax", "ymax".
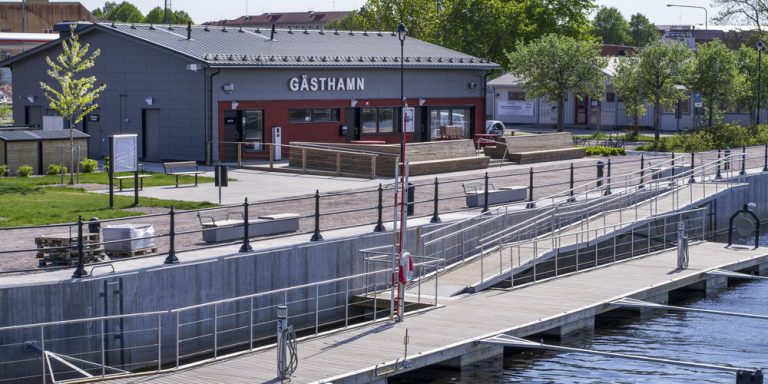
[
  {"xmin": 241, "ymin": 110, "xmax": 264, "ymax": 153},
  {"xmin": 83, "ymin": 113, "xmax": 102, "ymax": 159},
  {"xmin": 344, "ymin": 108, "xmax": 360, "ymax": 142},
  {"xmin": 25, "ymin": 106, "xmax": 41, "ymax": 127},
  {"xmin": 575, "ymin": 95, "xmax": 589, "ymax": 125},
  {"xmin": 221, "ymin": 109, "xmax": 240, "ymax": 162},
  {"xmin": 142, "ymin": 109, "xmax": 161, "ymax": 162}
]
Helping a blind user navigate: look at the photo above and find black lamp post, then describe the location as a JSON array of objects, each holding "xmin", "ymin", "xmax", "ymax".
[
  {"xmin": 397, "ymin": 23, "xmax": 407, "ymax": 168},
  {"xmin": 395, "ymin": 21, "xmax": 407, "ymax": 323},
  {"xmin": 758, "ymin": 40, "xmax": 764, "ymax": 125}
]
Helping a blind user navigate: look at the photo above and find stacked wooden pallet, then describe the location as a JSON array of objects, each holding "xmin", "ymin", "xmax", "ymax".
[{"xmin": 35, "ymin": 233, "xmax": 107, "ymax": 266}]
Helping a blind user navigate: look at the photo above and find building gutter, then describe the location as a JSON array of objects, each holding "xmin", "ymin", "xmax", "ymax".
[{"xmin": 207, "ymin": 68, "xmax": 221, "ymax": 165}]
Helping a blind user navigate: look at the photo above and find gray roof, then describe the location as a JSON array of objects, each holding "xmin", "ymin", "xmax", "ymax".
[
  {"xmin": 0, "ymin": 129, "xmax": 89, "ymax": 142},
  {"xmin": 3, "ymin": 22, "xmax": 497, "ymax": 70}
]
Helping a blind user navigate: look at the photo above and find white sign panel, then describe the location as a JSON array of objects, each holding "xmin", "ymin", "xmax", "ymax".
[
  {"xmin": 288, "ymin": 75, "xmax": 365, "ymax": 92},
  {"xmin": 112, "ymin": 134, "xmax": 138, "ymax": 172},
  {"xmin": 497, "ymin": 100, "xmax": 534, "ymax": 116},
  {"xmin": 404, "ymin": 107, "xmax": 415, "ymax": 133}
]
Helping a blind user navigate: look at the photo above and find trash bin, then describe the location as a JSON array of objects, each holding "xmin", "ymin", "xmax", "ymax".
[
  {"xmin": 407, "ymin": 182, "xmax": 415, "ymax": 217},
  {"xmin": 88, "ymin": 217, "xmax": 100, "ymax": 234}
]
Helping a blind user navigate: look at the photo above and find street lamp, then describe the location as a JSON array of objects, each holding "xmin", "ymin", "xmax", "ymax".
[
  {"xmin": 666, "ymin": 4, "xmax": 708, "ymax": 30},
  {"xmin": 757, "ymin": 40, "xmax": 765, "ymax": 125},
  {"xmin": 395, "ymin": 21, "xmax": 407, "ymax": 323}
]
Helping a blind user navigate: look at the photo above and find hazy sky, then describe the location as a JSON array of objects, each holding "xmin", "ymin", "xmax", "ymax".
[{"xmin": 69, "ymin": 0, "xmax": 716, "ymax": 27}]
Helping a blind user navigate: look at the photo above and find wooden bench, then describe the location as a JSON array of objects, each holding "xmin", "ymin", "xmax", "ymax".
[
  {"xmin": 463, "ymin": 183, "xmax": 527, "ymax": 207},
  {"xmin": 113, "ymin": 174, "xmax": 152, "ymax": 191},
  {"xmin": 163, "ymin": 161, "xmax": 204, "ymax": 187},
  {"xmin": 484, "ymin": 133, "xmax": 585, "ymax": 164},
  {"xmin": 198, "ymin": 209, "xmax": 300, "ymax": 243}
]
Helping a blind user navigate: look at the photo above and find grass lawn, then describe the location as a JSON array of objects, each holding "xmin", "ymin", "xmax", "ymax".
[
  {"xmin": 0, "ymin": 183, "xmax": 214, "ymax": 227},
  {"xmin": 0, "ymin": 171, "xmax": 214, "ymax": 188}
]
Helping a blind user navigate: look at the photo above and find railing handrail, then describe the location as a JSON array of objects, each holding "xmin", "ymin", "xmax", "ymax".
[
  {"xmin": 210, "ymin": 139, "xmax": 396, "ymax": 158},
  {"xmin": 0, "ymin": 310, "xmax": 167, "ymax": 332}
]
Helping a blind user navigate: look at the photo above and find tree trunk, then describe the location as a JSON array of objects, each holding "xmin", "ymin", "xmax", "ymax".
[
  {"xmin": 653, "ymin": 97, "xmax": 661, "ymax": 141},
  {"xmin": 557, "ymin": 98, "xmax": 565, "ymax": 132},
  {"xmin": 707, "ymin": 101, "xmax": 714, "ymax": 128}
]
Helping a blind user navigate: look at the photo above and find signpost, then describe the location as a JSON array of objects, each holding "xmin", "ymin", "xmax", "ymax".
[
  {"xmin": 694, "ymin": 93, "xmax": 702, "ymax": 108},
  {"xmin": 214, "ymin": 165, "xmax": 228, "ymax": 205},
  {"xmin": 109, "ymin": 134, "xmax": 139, "ymax": 208}
]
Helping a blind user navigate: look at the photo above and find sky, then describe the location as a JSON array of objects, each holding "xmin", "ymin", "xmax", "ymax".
[{"xmin": 68, "ymin": 0, "xmax": 716, "ymax": 27}]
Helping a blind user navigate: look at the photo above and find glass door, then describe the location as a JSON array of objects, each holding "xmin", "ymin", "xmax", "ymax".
[
  {"xmin": 575, "ymin": 95, "xmax": 589, "ymax": 125},
  {"xmin": 242, "ymin": 110, "xmax": 264, "ymax": 151}
]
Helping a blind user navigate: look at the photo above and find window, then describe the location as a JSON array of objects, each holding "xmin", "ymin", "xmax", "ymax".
[
  {"xmin": 289, "ymin": 108, "xmax": 340, "ymax": 123},
  {"xmin": 361, "ymin": 107, "xmax": 395, "ymax": 134},
  {"xmin": 606, "ymin": 93, "xmax": 616, "ymax": 102},
  {"xmin": 508, "ymin": 92, "xmax": 526, "ymax": 100},
  {"xmin": 430, "ymin": 107, "xmax": 471, "ymax": 139}
]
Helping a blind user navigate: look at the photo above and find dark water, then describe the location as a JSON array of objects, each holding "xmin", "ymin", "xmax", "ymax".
[{"xmin": 392, "ymin": 279, "xmax": 768, "ymax": 384}]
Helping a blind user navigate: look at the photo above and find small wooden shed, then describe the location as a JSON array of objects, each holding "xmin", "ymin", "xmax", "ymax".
[{"xmin": 0, "ymin": 129, "xmax": 89, "ymax": 175}]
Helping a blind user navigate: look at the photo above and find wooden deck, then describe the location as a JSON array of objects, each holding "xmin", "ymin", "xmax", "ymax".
[
  {"xmin": 415, "ymin": 181, "xmax": 745, "ymax": 297},
  {"xmin": 101, "ymin": 242, "xmax": 768, "ymax": 384}
]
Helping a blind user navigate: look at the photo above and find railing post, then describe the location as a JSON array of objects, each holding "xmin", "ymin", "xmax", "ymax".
[
  {"xmin": 269, "ymin": 143, "xmax": 274, "ymax": 169},
  {"xmin": 482, "ymin": 172, "xmax": 490, "ymax": 213},
  {"xmin": 639, "ymin": 154, "xmax": 645, "ymax": 189},
  {"xmin": 604, "ymin": 158, "xmax": 612, "ymax": 196},
  {"xmin": 763, "ymin": 143, "xmax": 768, "ymax": 172},
  {"xmin": 689, "ymin": 152, "xmax": 696, "ymax": 184},
  {"xmin": 671, "ymin": 152, "xmax": 676, "ymax": 178},
  {"xmin": 568, "ymin": 162, "xmax": 575, "ymax": 202},
  {"xmin": 311, "ymin": 190, "xmax": 323, "ymax": 241},
  {"xmin": 526, "ymin": 167, "xmax": 535, "ymax": 209},
  {"xmin": 724, "ymin": 147, "xmax": 731, "ymax": 170},
  {"xmin": 237, "ymin": 143, "xmax": 242, "ymax": 168},
  {"xmin": 740, "ymin": 146, "xmax": 747, "ymax": 175},
  {"xmin": 301, "ymin": 148, "xmax": 307, "ymax": 174},
  {"xmin": 336, "ymin": 152, "xmax": 341, "ymax": 176},
  {"xmin": 430, "ymin": 177, "xmax": 441, "ymax": 223},
  {"xmin": 165, "ymin": 207, "xmax": 179, "ymax": 263},
  {"xmin": 371, "ymin": 155, "xmax": 377, "ymax": 179},
  {"xmin": 72, "ymin": 216, "xmax": 87, "ymax": 278},
  {"xmin": 239, "ymin": 198, "xmax": 253, "ymax": 252},
  {"xmin": 373, "ymin": 183, "xmax": 386, "ymax": 232},
  {"xmin": 596, "ymin": 160, "xmax": 604, "ymax": 187},
  {"xmin": 716, "ymin": 149, "xmax": 723, "ymax": 179}
]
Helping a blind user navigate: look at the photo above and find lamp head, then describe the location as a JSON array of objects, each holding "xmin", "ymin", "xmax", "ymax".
[
  {"xmin": 758, "ymin": 40, "xmax": 765, "ymax": 51},
  {"xmin": 397, "ymin": 22, "xmax": 407, "ymax": 42}
]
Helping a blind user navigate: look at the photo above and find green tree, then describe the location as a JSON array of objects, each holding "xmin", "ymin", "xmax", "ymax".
[
  {"xmin": 593, "ymin": 6, "xmax": 630, "ymax": 45},
  {"xmin": 39, "ymin": 25, "xmax": 107, "ymax": 185},
  {"xmin": 733, "ymin": 45, "xmax": 768, "ymax": 127},
  {"xmin": 612, "ymin": 57, "xmax": 647, "ymax": 134},
  {"xmin": 507, "ymin": 34, "xmax": 607, "ymax": 131},
  {"xmin": 144, "ymin": 7, "xmax": 194, "ymax": 24},
  {"xmin": 91, "ymin": 1, "xmax": 118, "ymax": 20},
  {"xmin": 713, "ymin": 0, "xmax": 768, "ymax": 34},
  {"xmin": 521, "ymin": 0, "xmax": 596, "ymax": 41},
  {"xmin": 105, "ymin": 1, "xmax": 144, "ymax": 23},
  {"xmin": 690, "ymin": 40, "xmax": 738, "ymax": 128},
  {"xmin": 144, "ymin": 7, "xmax": 165, "ymax": 24},
  {"xmin": 635, "ymin": 40, "xmax": 694, "ymax": 140},
  {"xmin": 628, "ymin": 13, "xmax": 659, "ymax": 47}
]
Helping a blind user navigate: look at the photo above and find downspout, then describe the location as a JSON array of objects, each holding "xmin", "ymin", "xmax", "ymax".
[
  {"xmin": 208, "ymin": 68, "xmax": 221, "ymax": 165},
  {"xmin": 483, "ymin": 71, "xmax": 492, "ymax": 124},
  {"xmin": 21, "ymin": 0, "xmax": 25, "ymax": 33}
]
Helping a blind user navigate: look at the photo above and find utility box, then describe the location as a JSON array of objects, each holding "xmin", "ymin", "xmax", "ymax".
[{"xmin": 102, "ymin": 224, "xmax": 155, "ymax": 252}]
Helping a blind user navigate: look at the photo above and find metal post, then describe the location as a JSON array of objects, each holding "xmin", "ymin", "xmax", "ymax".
[
  {"xmin": 164, "ymin": 207, "xmax": 179, "ymax": 264},
  {"xmin": 763, "ymin": 143, "xmax": 768, "ymax": 172},
  {"xmin": 689, "ymin": 152, "xmax": 696, "ymax": 184},
  {"xmin": 430, "ymin": 177, "xmax": 441, "ymax": 223},
  {"xmin": 239, "ymin": 198, "xmax": 253, "ymax": 252},
  {"xmin": 604, "ymin": 159, "xmax": 612, "ymax": 196},
  {"xmin": 717, "ymin": 149, "xmax": 723, "ymax": 179},
  {"xmin": 568, "ymin": 162, "xmax": 575, "ymax": 202},
  {"xmin": 639, "ymin": 154, "xmax": 645, "ymax": 189},
  {"xmin": 374, "ymin": 183, "xmax": 386, "ymax": 232},
  {"xmin": 671, "ymin": 152, "xmax": 676, "ymax": 178},
  {"xmin": 310, "ymin": 190, "xmax": 323, "ymax": 241},
  {"xmin": 759, "ymin": 40, "xmax": 764, "ymax": 125},
  {"xmin": 526, "ymin": 167, "xmax": 535, "ymax": 208},
  {"xmin": 740, "ymin": 146, "xmax": 747, "ymax": 175},
  {"xmin": 72, "ymin": 216, "xmax": 87, "ymax": 278},
  {"xmin": 596, "ymin": 160, "xmax": 604, "ymax": 187},
  {"xmin": 725, "ymin": 147, "xmax": 731, "ymax": 170},
  {"xmin": 482, "ymin": 172, "xmax": 490, "ymax": 213}
]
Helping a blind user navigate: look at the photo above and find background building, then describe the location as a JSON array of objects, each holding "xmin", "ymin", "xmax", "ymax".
[{"xmin": 205, "ymin": 11, "xmax": 353, "ymax": 31}]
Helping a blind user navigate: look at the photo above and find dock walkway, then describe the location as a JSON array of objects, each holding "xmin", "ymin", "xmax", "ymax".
[{"xmin": 103, "ymin": 242, "xmax": 768, "ymax": 384}]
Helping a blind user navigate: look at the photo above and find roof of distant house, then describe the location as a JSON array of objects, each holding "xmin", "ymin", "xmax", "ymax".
[
  {"xmin": 0, "ymin": 129, "xmax": 89, "ymax": 142},
  {"xmin": 204, "ymin": 11, "xmax": 352, "ymax": 27},
  {"xmin": 1, "ymin": 22, "xmax": 497, "ymax": 70}
]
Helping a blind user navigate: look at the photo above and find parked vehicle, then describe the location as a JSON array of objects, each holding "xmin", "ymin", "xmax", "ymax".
[{"xmin": 485, "ymin": 120, "xmax": 508, "ymax": 135}]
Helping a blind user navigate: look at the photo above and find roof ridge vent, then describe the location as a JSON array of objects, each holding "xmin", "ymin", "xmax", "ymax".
[
  {"xmin": 288, "ymin": 27, "xmax": 293, "ymax": 34},
  {"xmin": 204, "ymin": 26, "xmax": 210, "ymax": 31},
  {"xmin": 377, "ymin": 31, "xmax": 382, "ymax": 36},
  {"xmin": 222, "ymin": 26, "xmax": 227, "ymax": 32},
  {"xmin": 129, "ymin": 23, "xmax": 136, "ymax": 29},
  {"xmin": 319, "ymin": 29, "xmax": 324, "ymax": 35},
  {"xmin": 334, "ymin": 29, "xmax": 339, "ymax": 35},
  {"xmin": 363, "ymin": 30, "xmax": 368, "ymax": 36},
  {"xmin": 167, "ymin": 25, "xmax": 173, "ymax": 31},
  {"xmin": 255, "ymin": 28, "xmax": 261, "ymax": 33},
  {"xmin": 303, "ymin": 28, "xmax": 309, "ymax": 34},
  {"xmin": 149, "ymin": 24, "xmax": 155, "ymax": 30},
  {"xmin": 239, "ymin": 25, "xmax": 244, "ymax": 33},
  {"xmin": 321, "ymin": 56, "xmax": 328, "ymax": 62},
  {"xmin": 348, "ymin": 31, "xmax": 354, "ymax": 36},
  {"xmin": 111, "ymin": 21, "xmax": 116, "ymax": 28}
]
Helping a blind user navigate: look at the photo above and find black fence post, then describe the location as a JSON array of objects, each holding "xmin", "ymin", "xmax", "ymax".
[
  {"xmin": 671, "ymin": 152, "xmax": 676, "ymax": 178},
  {"xmin": 604, "ymin": 158, "xmax": 612, "ymax": 196},
  {"xmin": 596, "ymin": 161, "xmax": 604, "ymax": 187},
  {"xmin": 526, "ymin": 168, "xmax": 536, "ymax": 209},
  {"xmin": 725, "ymin": 147, "xmax": 731, "ymax": 170},
  {"xmin": 689, "ymin": 152, "xmax": 696, "ymax": 184},
  {"xmin": 164, "ymin": 207, "xmax": 179, "ymax": 264},
  {"xmin": 639, "ymin": 154, "xmax": 645, "ymax": 189},
  {"xmin": 568, "ymin": 162, "xmax": 575, "ymax": 202},
  {"xmin": 430, "ymin": 177, "xmax": 441, "ymax": 223},
  {"xmin": 482, "ymin": 172, "xmax": 490, "ymax": 213},
  {"xmin": 239, "ymin": 198, "xmax": 253, "ymax": 252},
  {"xmin": 72, "ymin": 216, "xmax": 87, "ymax": 278},
  {"xmin": 716, "ymin": 149, "xmax": 723, "ymax": 179},
  {"xmin": 311, "ymin": 190, "xmax": 323, "ymax": 241},
  {"xmin": 763, "ymin": 143, "xmax": 768, "ymax": 172},
  {"xmin": 373, "ymin": 183, "xmax": 386, "ymax": 232},
  {"xmin": 740, "ymin": 146, "xmax": 747, "ymax": 175}
]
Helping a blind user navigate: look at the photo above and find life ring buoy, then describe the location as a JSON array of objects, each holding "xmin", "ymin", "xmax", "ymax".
[{"xmin": 398, "ymin": 251, "xmax": 414, "ymax": 284}]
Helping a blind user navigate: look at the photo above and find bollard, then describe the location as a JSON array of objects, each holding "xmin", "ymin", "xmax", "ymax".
[
  {"xmin": 716, "ymin": 149, "xmax": 723, "ymax": 179},
  {"xmin": 164, "ymin": 207, "xmax": 179, "ymax": 264},
  {"xmin": 373, "ymin": 183, "xmax": 386, "ymax": 232},
  {"xmin": 482, "ymin": 172, "xmax": 490, "ymax": 213},
  {"xmin": 671, "ymin": 152, "xmax": 676, "ymax": 178},
  {"xmin": 689, "ymin": 152, "xmax": 696, "ymax": 184},
  {"xmin": 725, "ymin": 147, "xmax": 731, "ymax": 170},
  {"xmin": 604, "ymin": 158, "xmax": 612, "ymax": 196},
  {"xmin": 310, "ymin": 190, "xmax": 323, "ymax": 241},
  {"xmin": 568, "ymin": 163, "xmax": 575, "ymax": 202},
  {"xmin": 239, "ymin": 198, "xmax": 253, "ymax": 252},
  {"xmin": 430, "ymin": 177, "xmax": 441, "ymax": 223},
  {"xmin": 764, "ymin": 143, "xmax": 768, "ymax": 172},
  {"xmin": 72, "ymin": 216, "xmax": 87, "ymax": 278},
  {"xmin": 638, "ymin": 154, "xmax": 645, "ymax": 189},
  {"xmin": 526, "ymin": 168, "xmax": 535, "ymax": 209},
  {"xmin": 740, "ymin": 146, "xmax": 747, "ymax": 175},
  {"xmin": 596, "ymin": 160, "xmax": 604, "ymax": 187},
  {"xmin": 407, "ymin": 182, "xmax": 415, "ymax": 216}
]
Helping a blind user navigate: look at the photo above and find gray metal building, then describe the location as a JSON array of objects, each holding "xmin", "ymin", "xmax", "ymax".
[{"xmin": 3, "ymin": 22, "xmax": 496, "ymax": 163}]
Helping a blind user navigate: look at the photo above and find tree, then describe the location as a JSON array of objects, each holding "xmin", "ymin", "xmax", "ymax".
[
  {"xmin": 628, "ymin": 13, "xmax": 659, "ymax": 47},
  {"xmin": 507, "ymin": 34, "xmax": 607, "ymax": 131},
  {"xmin": 91, "ymin": 1, "xmax": 118, "ymax": 20},
  {"xmin": 713, "ymin": 0, "xmax": 768, "ymax": 34},
  {"xmin": 40, "ymin": 25, "xmax": 107, "ymax": 185},
  {"xmin": 104, "ymin": 1, "xmax": 144, "ymax": 23},
  {"xmin": 593, "ymin": 6, "xmax": 630, "ymax": 45},
  {"xmin": 689, "ymin": 40, "xmax": 738, "ymax": 127},
  {"xmin": 612, "ymin": 57, "xmax": 646, "ymax": 134},
  {"xmin": 634, "ymin": 40, "xmax": 694, "ymax": 140},
  {"xmin": 734, "ymin": 45, "xmax": 768, "ymax": 126},
  {"xmin": 145, "ymin": 7, "xmax": 194, "ymax": 24}
]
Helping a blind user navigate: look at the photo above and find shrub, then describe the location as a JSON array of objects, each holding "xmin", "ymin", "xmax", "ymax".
[
  {"xmin": 584, "ymin": 146, "xmax": 626, "ymax": 156},
  {"xmin": 79, "ymin": 158, "xmax": 98, "ymax": 173},
  {"xmin": 102, "ymin": 156, "xmax": 110, "ymax": 171},
  {"xmin": 17, "ymin": 165, "xmax": 33, "ymax": 177},
  {"xmin": 46, "ymin": 164, "xmax": 68, "ymax": 176},
  {"xmin": 0, "ymin": 164, "xmax": 7, "ymax": 177}
]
